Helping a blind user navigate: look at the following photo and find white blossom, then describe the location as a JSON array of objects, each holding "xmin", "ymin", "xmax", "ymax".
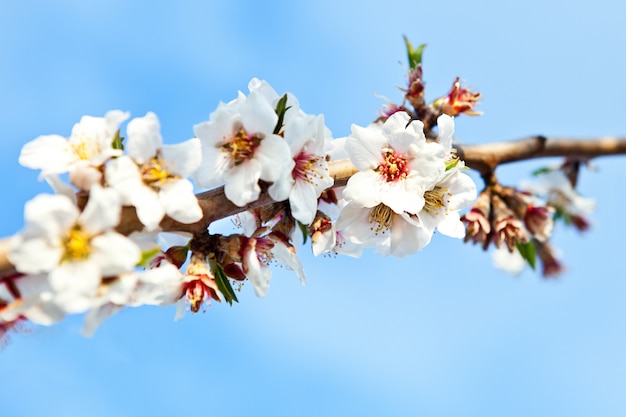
[
  {"xmin": 106, "ymin": 112, "xmax": 203, "ymax": 231},
  {"xmin": 8, "ymin": 185, "xmax": 141, "ymax": 313},
  {"xmin": 193, "ymin": 81, "xmax": 294, "ymax": 207},
  {"xmin": 19, "ymin": 110, "xmax": 128, "ymax": 190},
  {"xmin": 343, "ymin": 111, "xmax": 446, "ymax": 215}
]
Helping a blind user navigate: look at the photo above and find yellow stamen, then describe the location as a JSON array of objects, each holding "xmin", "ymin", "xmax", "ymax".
[
  {"xmin": 71, "ymin": 139, "xmax": 102, "ymax": 161},
  {"xmin": 369, "ymin": 203, "xmax": 393, "ymax": 235},
  {"xmin": 424, "ymin": 186, "xmax": 451, "ymax": 214},
  {"xmin": 141, "ymin": 157, "xmax": 178, "ymax": 186},
  {"xmin": 62, "ymin": 225, "xmax": 92, "ymax": 262},
  {"xmin": 222, "ymin": 128, "xmax": 262, "ymax": 165}
]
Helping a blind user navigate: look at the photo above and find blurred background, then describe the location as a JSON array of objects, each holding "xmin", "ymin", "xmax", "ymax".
[{"xmin": 1, "ymin": 1, "xmax": 625, "ymax": 416}]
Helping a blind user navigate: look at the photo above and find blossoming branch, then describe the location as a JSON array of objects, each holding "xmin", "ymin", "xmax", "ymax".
[{"xmin": 1, "ymin": 38, "xmax": 625, "ymax": 341}]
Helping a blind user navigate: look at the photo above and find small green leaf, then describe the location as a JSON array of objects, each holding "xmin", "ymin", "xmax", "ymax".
[
  {"xmin": 211, "ymin": 261, "xmax": 239, "ymax": 306},
  {"xmin": 137, "ymin": 246, "xmax": 162, "ymax": 268},
  {"xmin": 111, "ymin": 129, "xmax": 124, "ymax": 150},
  {"xmin": 516, "ymin": 241, "xmax": 536, "ymax": 270},
  {"xmin": 403, "ymin": 36, "xmax": 426, "ymax": 69},
  {"xmin": 297, "ymin": 221, "xmax": 309, "ymax": 245},
  {"xmin": 445, "ymin": 158, "xmax": 460, "ymax": 171},
  {"xmin": 273, "ymin": 93, "xmax": 291, "ymax": 135},
  {"xmin": 531, "ymin": 166, "xmax": 552, "ymax": 176}
]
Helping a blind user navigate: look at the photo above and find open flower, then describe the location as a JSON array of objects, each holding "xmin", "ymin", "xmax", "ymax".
[
  {"xmin": 336, "ymin": 201, "xmax": 432, "ymax": 258},
  {"xmin": 343, "ymin": 111, "xmax": 445, "ymax": 215},
  {"xmin": 8, "ymin": 185, "xmax": 141, "ymax": 313},
  {"xmin": 19, "ymin": 110, "xmax": 129, "ymax": 190},
  {"xmin": 520, "ymin": 170, "xmax": 594, "ymax": 232},
  {"xmin": 417, "ymin": 162, "xmax": 477, "ymax": 240},
  {"xmin": 193, "ymin": 81, "xmax": 294, "ymax": 207},
  {"xmin": 268, "ymin": 113, "xmax": 333, "ymax": 225},
  {"xmin": 106, "ymin": 112, "xmax": 203, "ymax": 231}
]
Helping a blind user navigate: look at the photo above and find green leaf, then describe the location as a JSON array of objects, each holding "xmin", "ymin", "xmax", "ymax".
[
  {"xmin": 297, "ymin": 221, "xmax": 309, "ymax": 245},
  {"xmin": 211, "ymin": 261, "xmax": 239, "ymax": 306},
  {"xmin": 516, "ymin": 241, "xmax": 536, "ymax": 270},
  {"xmin": 273, "ymin": 93, "xmax": 291, "ymax": 135},
  {"xmin": 403, "ymin": 36, "xmax": 426, "ymax": 69},
  {"xmin": 445, "ymin": 158, "xmax": 460, "ymax": 171},
  {"xmin": 111, "ymin": 129, "xmax": 124, "ymax": 150},
  {"xmin": 137, "ymin": 246, "xmax": 162, "ymax": 268},
  {"xmin": 531, "ymin": 166, "xmax": 552, "ymax": 176}
]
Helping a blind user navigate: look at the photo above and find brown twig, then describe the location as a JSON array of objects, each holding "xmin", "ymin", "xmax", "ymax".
[{"xmin": 1, "ymin": 135, "xmax": 625, "ymax": 276}]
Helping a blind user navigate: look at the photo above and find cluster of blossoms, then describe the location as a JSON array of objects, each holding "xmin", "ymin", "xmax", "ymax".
[
  {"xmin": 310, "ymin": 112, "xmax": 476, "ymax": 258},
  {"xmin": 1, "ymin": 38, "xmax": 598, "ymax": 342},
  {"xmin": 0, "ymin": 66, "xmax": 481, "ymax": 337},
  {"xmin": 0, "ymin": 78, "xmax": 340, "ymax": 335},
  {"xmin": 462, "ymin": 162, "xmax": 595, "ymax": 277}
]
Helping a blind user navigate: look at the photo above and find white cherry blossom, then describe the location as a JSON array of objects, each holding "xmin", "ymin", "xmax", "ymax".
[
  {"xmin": 343, "ymin": 111, "xmax": 446, "ymax": 215},
  {"xmin": 193, "ymin": 81, "xmax": 294, "ymax": 207},
  {"xmin": 19, "ymin": 110, "xmax": 128, "ymax": 190},
  {"xmin": 106, "ymin": 112, "xmax": 203, "ymax": 231},
  {"xmin": 8, "ymin": 185, "xmax": 141, "ymax": 313}
]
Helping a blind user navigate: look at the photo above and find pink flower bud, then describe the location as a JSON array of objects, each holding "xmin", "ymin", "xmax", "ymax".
[
  {"xmin": 524, "ymin": 205, "xmax": 555, "ymax": 242},
  {"xmin": 434, "ymin": 77, "xmax": 481, "ymax": 117}
]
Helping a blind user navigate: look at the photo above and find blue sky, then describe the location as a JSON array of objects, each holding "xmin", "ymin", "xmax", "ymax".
[{"xmin": 1, "ymin": 1, "xmax": 625, "ymax": 416}]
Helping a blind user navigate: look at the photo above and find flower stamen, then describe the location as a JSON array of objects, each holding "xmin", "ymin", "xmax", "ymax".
[
  {"xmin": 377, "ymin": 149, "xmax": 409, "ymax": 182},
  {"xmin": 292, "ymin": 151, "xmax": 326, "ymax": 186},
  {"xmin": 222, "ymin": 128, "xmax": 263, "ymax": 165},
  {"xmin": 141, "ymin": 156, "xmax": 179, "ymax": 187},
  {"xmin": 62, "ymin": 225, "xmax": 92, "ymax": 262},
  {"xmin": 424, "ymin": 186, "xmax": 451, "ymax": 214},
  {"xmin": 71, "ymin": 138, "xmax": 102, "ymax": 161},
  {"xmin": 369, "ymin": 203, "xmax": 393, "ymax": 234}
]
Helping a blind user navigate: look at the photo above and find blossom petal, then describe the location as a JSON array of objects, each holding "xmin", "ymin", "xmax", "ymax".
[
  {"xmin": 126, "ymin": 112, "xmax": 162, "ymax": 164},
  {"xmin": 19, "ymin": 135, "xmax": 75, "ymax": 174},
  {"xmin": 159, "ymin": 179, "xmax": 203, "ymax": 225},
  {"xmin": 90, "ymin": 232, "xmax": 141, "ymax": 277},
  {"xmin": 79, "ymin": 184, "xmax": 121, "ymax": 234},
  {"xmin": 161, "ymin": 138, "xmax": 202, "ymax": 178},
  {"xmin": 224, "ymin": 160, "xmax": 263, "ymax": 206}
]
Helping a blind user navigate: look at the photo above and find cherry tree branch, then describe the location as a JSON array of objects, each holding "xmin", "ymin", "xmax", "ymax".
[{"xmin": 1, "ymin": 135, "xmax": 625, "ymax": 276}]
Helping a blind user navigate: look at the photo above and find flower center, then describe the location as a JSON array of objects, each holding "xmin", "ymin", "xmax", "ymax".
[
  {"xmin": 62, "ymin": 225, "xmax": 92, "ymax": 262},
  {"xmin": 377, "ymin": 149, "xmax": 409, "ymax": 182},
  {"xmin": 222, "ymin": 128, "xmax": 263, "ymax": 165},
  {"xmin": 185, "ymin": 279, "xmax": 213, "ymax": 313},
  {"xmin": 71, "ymin": 138, "xmax": 102, "ymax": 161},
  {"xmin": 423, "ymin": 186, "xmax": 451, "ymax": 214},
  {"xmin": 141, "ymin": 156, "xmax": 178, "ymax": 187},
  {"xmin": 369, "ymin": 203, "xmax": 393, "ymax": 235},
  {"xmin": 292, "ymin": 151, "xmax": 326, "ymax": 185}
]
